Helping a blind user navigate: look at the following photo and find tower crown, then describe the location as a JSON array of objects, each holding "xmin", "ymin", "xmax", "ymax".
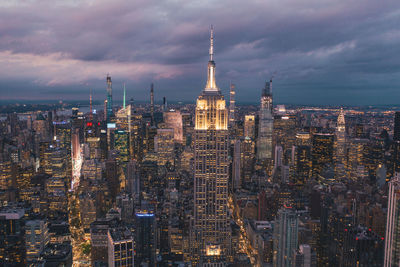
[{"xmin": 205, "ymin": 26, "xmax": 218, "ymax": 91}]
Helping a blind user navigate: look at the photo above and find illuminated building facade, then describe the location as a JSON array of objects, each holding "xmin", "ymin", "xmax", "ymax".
[
  {"xmin": 192, "ymin": 27, "xmax": 231, "ymax": 265},
  {"xmin": 164, "ymin": 110, "xmax": 184, "ymax": 143},
  {"xmin": 25, "ymin": 219, "xmax": 49, "ymax": 263},
  {"xmin": 244, "ymin": 115, "xmax": 256, "ymax": 140},
  {"xmin": 293, "ymin": 133, "xmax": 312, "ymax": 185},
  {"xmin": 107, "ymin": 227, "xmax": 134, "ymax": 267},
  {"xmin": 154, "ymin": 128, "xmax": 175, "ymax": 166},
  {"xmin": 311, "ymin": 133, "xmax": 334, "ymax": 179},
  {"xmin": 114, "ymin": 130, "xmax": 129, "ymax": 163},
  {"xmin": 335, "ymin": 108, "xmax": 347, "ymax": 179},
  {"xmin": 257, "ymin": 80, "xmax": 273, "ymax": 161},
  {"xmin": 229, "ymin": 83, "xmax": 236, "ymax": 127}
]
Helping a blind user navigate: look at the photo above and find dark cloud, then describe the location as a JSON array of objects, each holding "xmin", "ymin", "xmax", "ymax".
[{"xmin": 0, "ymin": 0, "xmax": 400, "ymax": 104}]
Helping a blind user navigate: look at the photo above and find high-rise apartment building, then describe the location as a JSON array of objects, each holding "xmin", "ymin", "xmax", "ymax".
[{"xmin": 192, "ymin": 27, "xmax": 231, "ymax": 265}]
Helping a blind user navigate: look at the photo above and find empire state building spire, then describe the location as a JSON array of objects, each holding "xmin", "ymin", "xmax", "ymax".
[{"xmin": 205, "ymin": 25, "xmax": 218, "ymax": 91}]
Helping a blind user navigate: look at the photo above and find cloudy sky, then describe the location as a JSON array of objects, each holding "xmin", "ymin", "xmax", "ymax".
[{"xmin": 1, "ymin": 0, "xmax": 400, "ymax": 105}]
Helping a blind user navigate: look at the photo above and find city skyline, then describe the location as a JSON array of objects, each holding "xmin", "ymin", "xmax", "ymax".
[{"xmin": 1, "ymin": 0, "xmax": 400, "ymax": 104}]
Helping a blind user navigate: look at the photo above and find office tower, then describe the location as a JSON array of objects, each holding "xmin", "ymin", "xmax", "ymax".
[
  {"xmin": 294, "ymin": 244, "xmax": 316, "ymax": 267},
  {"xmin": 114, "ymin": 130, "xmax": 129, "ymax": 163},
  {"xmin": 54, "ymin": 121, "xmax": 71, "ymax": 154},
  {"xmin": 241, "ymin": 137, "xmax": 256, "ymax": 184},
  {"xmin": 0, "ymin": 160, "xmax": 12, "ymax": 190},
  {"xmin": 164, "ymin": 110, "xmax": 184, "ymax": 143},
  {"xmin": 163, "ymin": 96, "xmax": 167, "ymax": 111},
  {"xmin": 233, "ymin": 139, "xmax": 241, "ymax": 190},
  {"xmin": 91, "ymin": 218, "xmax": 119, "ymax": 265},
  {"xmin": 143, "ymin": 124, "xmax": 157, "ymax": 155},
  {"xmin": 123, "ymin": 83, "xmax": 126, "ymax": 109},
  {"xmin": 25, "ymin": 219, "xmax": 49, "ymax": 263},
  {"xmin": 107, "ymin": 227, "xmax": 134, "ymax": 267},
  {"xmin": 0, "ymin": 207, "xmax": 26, "ymax": 265},
  {"xmin": 192, "ymin": 27, "xmax": 231, "ymax": 264},
  {"xmin": 81, "ymin": 159, "xmax": 102, "ymax": 180},
  {"xmin": 273, "ymin": 114, "xmax": 297, "ymax": 161},
  {"xmin": 150, "ymin": 83, "xmax": 154, "ymax": 126},
  {"xmin": 257, "ymin": 80, "xmax": 273, "ymax": 161},
  {"xmin": 384, "ymin": 174, "xmax": 400, "ymax": 267},
  {"xmin": 105, "ymin": 159, "xmax": 119, "ymax": 199},
  {"xmin": 33, "ymin": 113, "xmax": 49, "ymax": 141},
  {"xmin": 71, "ymin": 127, "xmax": 82, "ymax": 190},
  {"xmin": 335, "ymin": 108, "xmax": 347, "ymax": 179},
  {"xmin": 311, "ymin": 133, "xmax": 334, "ymax": 179},
  {"xmin": 229, "ymin": 83, "xmax": 236, "ymax": 127},
  {"xmin": 106, "ymin": 74, "xmax": 113, "ymax": 122},
  {"xmin": 154, "ymin": 128, "xmax": 175, "ymax": 166},
  {"xmin": 244, "ymin": 115, "xmax": 256, "ymax": 140},
  {"xmin": 274, "ymin": 145, "xmax": 283, "ymax": 169},
  {"xmin": 135, "ymin": 212, "xmax": 156, "ymax": 266},
  {"xmin": 273, "ymin": 206, "xmax": 299, "ymax": 267},
  {"xmin": 126, "ymin": 160, "xmax": 140, "ymax": 203},
  {"xmin": 393, "ymin": 112, "xmax": 400, "ymax": 176},
  {"xmin": 394, "ymin": 112, "xmax": 400, "ymax": 141},
  {"xmin": 89, "ymin": 88, "xmax": 93, "ymax": 120},
  {"xmin": 86, "ymin": 137, "xmax": 101, "ymax": 159}
]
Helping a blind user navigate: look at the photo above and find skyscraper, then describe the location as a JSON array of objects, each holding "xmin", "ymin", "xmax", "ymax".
[
  {"xmin": 273, "ymin": 206, "xmax": 299, "ymax": 267},
  {"xmin": 229, "ymin": 83, "xmax": 236, "ymax": 127},
  {"xmin": 384, "ymin": 173, "xmax": 400, "ymax": 267},
  {"xmin": 393, "ymin": 112, "xmax": 400, "ymax": 175},
  {"xmin": 107, "ymin": 226, "xmax": 134, "ymax": 267},
  {"xmin": 257, "ymin": 80, "xmax": 273, "ymax": 161},
  {"xmin": 192, "ymin": 26, "xmax": 231, "ymax": 264},
  {"xmin": 135, "ymin": 212, "xmax": 156, "ymax": 266},
  {"xmin": 150, "ymin": 83, "xmax": 154, "ymax": 126},
  {"xmin": 335, "ymin": 108, "xmax": 347, "ymax": 179},
  {"xmin": 106, "ymin": 74, "xmax": 113, "ymax": 122},
  {"xmin": 311, "ymin": 133, "xmax": 334, "ymax": 179},
  {"xmin": 393, "ymin": 112, "xmax": 400, "ymax": 142}
]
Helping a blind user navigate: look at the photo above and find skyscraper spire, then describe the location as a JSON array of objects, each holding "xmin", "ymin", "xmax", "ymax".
[
  {"xmin": 209, "ymin": 25, "xmax": 214, "ymax": 61},
  {"xmin": 205, "ymin": 25, "xmax": 218, "ymax": 91},
  {"xmin": 123, "ymin": 83, "xmax": 126, "ymax": 109}
]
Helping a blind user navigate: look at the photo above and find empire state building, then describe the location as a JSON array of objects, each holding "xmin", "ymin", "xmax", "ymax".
[{"xmin": 192, "ymin": 27, "xmax": 231, "ymax": 265}]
